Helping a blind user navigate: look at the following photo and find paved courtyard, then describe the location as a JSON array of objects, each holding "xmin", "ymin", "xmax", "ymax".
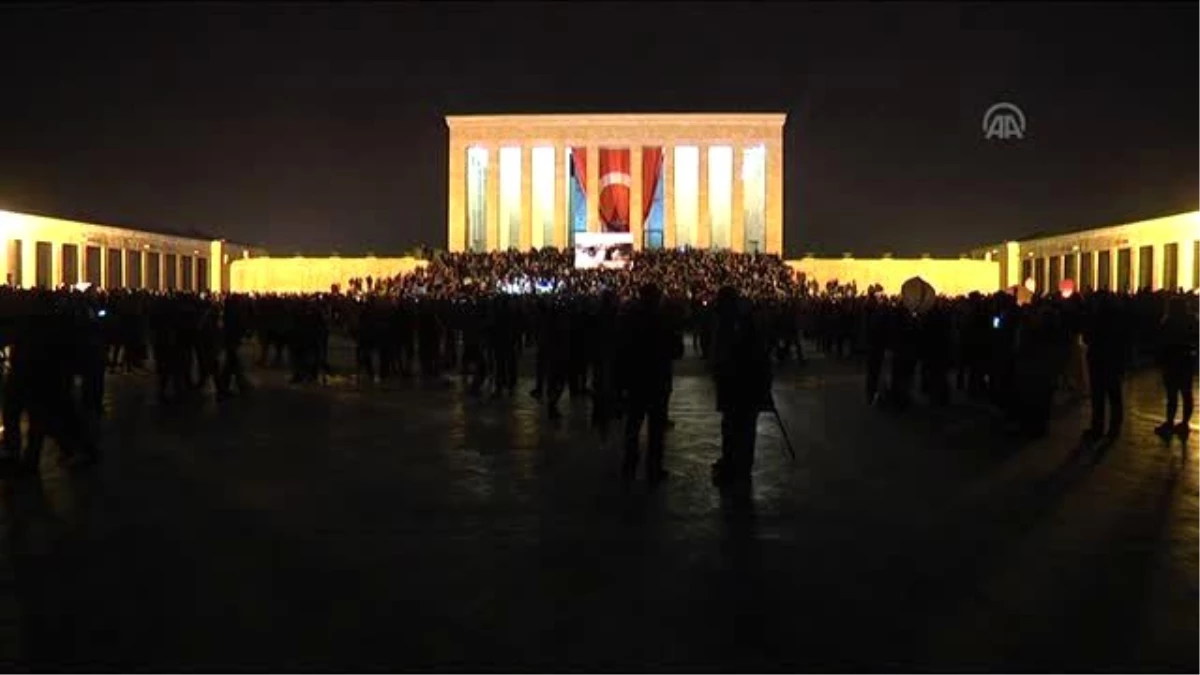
[{"xmin": 0, "ymin": 343, "xmax": 1195, "ymax": 671}]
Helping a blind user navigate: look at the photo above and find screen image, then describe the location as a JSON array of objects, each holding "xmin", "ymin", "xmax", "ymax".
[{"xmin": 574, "ymin": 232, "xmax": 635, "ymax": 270}]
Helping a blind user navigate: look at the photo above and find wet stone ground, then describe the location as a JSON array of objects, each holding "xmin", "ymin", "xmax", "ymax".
[{"xmin": 0, "ymin": 340, "xmax": 1195, "ymax": 672}]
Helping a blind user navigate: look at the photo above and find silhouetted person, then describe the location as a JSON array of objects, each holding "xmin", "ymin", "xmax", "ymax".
[
  {"xmin": 1155, "ymin": 296, "xmax": 1197, "ymax": 439},
  {"xmin": 217, "ymin": 294, "xmax": 251, "ymax": 400},
  {"xmin": 864, "ymin": 299, "xmax": 889, "ymax": 404},
  {"xmin": 617, "ymin": 283, "xmax": 682, "ymax": 487},
  {"xmin": 1083, "ymin": 292, "xmax": 1129, "ymax": 442},
  {"xmin": 710, "ymin": 287, "xmax": 772, "ymax": 487}
]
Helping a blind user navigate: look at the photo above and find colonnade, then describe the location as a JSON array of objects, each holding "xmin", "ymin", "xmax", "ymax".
[{"xmin": 446, "ymin": 114, "xmax": 787, "ymax": 254}]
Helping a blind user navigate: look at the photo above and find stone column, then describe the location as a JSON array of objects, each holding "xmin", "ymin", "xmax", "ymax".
[
  {"xmin": 520, "ymin": 145, "xmax": 533, "ymax": 251},
  {"xmin": 586, "ymin": 144, "xmax": 600, "ymax": 233},
  {"xmin": 485, "ymin": 145, "xmax": 500, "ymax": 251},
  {"xmin": 447, "ymin": 138, "xmax": 467, "ymax": 252},
  {"xmin": 1129, "ymin": 245, "xmax": 1141, "ymax": 292},
  {"xmin": 630, "ymin": 146, "xmax": 644, "ymax": 250},
  {"xmin": 209, "ymin": 241, "xmax": 224, "ymax": 293},
  {"xmin": 98, "ymin": 246, "xmax": 108, "ymax": 290},
  {"xmin": 1004, "ymin": 242, "xmax": 1021, "ymax": 289},
  {"xmin": 20, "ymin": 240, "xmax": 35, "ymax": 289},
  {"xmin": 1109, "ymin": 247, "xmax": 1120, "ymax": 290},
  {"xmin": 765, "ymin": 137, "xmax": 784, "ymax": 255},
  {"xmin": 553, "ymin": 143, "xmax": 567, "ymax": 249},
  {"xmin": 1151, "ymin": 242, "xmax": 1164, "ymax": 290},
  {"xmin": 50, "ymin": 242, "xmax": 62, "ymax": 288},
  {"xmin": 77, "ymin": 244, "xmax": 86, "ymax": 286},
  {"xmin": 697, "ymin": 144, "xmax": 711, "ymax": 249},
  {"xmin": 160, "ymin": 252, "xmax": 168, "ymax": 291},
  {"xmin": 663, "ymin": 146, "xmax": 676, "ymax": 249},
  {"xmin": 1179, "ymin": 239, "xmax": 1196, "ymax": 291},
  {"xmin": 731, "ymin": 146, "xmax": 745, "ymax": 253}
]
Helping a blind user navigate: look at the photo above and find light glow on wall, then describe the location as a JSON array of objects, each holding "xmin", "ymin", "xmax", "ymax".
[
  {"xmin": 531, "ymin": 146, "xmax": 554, "ymax": 249},
  {"xmin": 673, "ymin": 146, "xmax": 699, "ymax": 248},
  {"xmin": 499, "ymin": 146, "xmax": 521, "ymax": 250},
  {"xmin": 708, "ymin": 146, "xmax": 733, "ymax": 250}
]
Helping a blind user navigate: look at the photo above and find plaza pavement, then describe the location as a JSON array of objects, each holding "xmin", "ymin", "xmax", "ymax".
[{"xmin": 0, "ymin": 343, "xmax": 1194, "ymax": 671}]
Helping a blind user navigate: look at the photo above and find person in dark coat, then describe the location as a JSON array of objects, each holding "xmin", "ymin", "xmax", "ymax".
[
  {"xmin": 1154, "ymin": 296, "xmax": 1197, "ymax": 439},
  {"xmin": 1082, "ymin": 292, "xmax": 1130, "ymax": 441},
  {"xmin": 617, "ymin": 283, "xmax": 682, "ymax": 487},
  {"xmin": 710, "ymin": 286, "xmax": 772, "ymax": 487}
]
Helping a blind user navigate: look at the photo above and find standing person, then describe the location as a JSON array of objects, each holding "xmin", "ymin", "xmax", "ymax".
[
  {"xmin": 1154, "ymin": 296, "xmax": 1198, "ymax": 439},
  {"xmin": 590, "ymin": 290, "xmax": 621, "ymax": 442},
  {"xmin": 1082, "ymin": 292, "xmax": 1130, "ymax": 442},
  {"xmin": 710, "ymin": 287, "xmax": 772, "ymax": 488},
  {"xmin": 617, "ymin": 283, "xmax": 683, "ymax": 488},
  {"xmin": 864, "ymin": 297, "xmax": 889, "ymax": 404},
  {"xmin": 217, "ymin": 294, "xmax": 251, "ymax": 400}
]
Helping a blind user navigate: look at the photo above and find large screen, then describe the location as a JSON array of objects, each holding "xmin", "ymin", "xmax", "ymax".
[{"xmin": 574, "ymin": 232, "xmax": 635, "ymax": 270}]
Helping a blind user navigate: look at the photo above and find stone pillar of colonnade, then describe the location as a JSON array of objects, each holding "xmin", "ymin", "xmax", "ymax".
[
  {"xmin": 20, "ymin": 240, "xmax": 35, "ymax": 290},
  {"xmin": 519, "ymin": 146, "xmax": 533, "ymax": 251},
  {"xmin": 485, "ymin": 145, "xmax": 500, "ymax": 251},
  {"xmin": 696, "ymin": 143, "xmax": 711, "ymax": 249},
  {"xmin": 585, "ymin": 144, "xmax": 600, "ymax": 233},
  {"xmin": 1109, "ymin": 247, "xmax": 1120, "ymax": 290},
  {"xmin": 630, "ymin": 146, "xmax": 644, "ymax": 250},
  {"xmin": 447, "ymin": 138, "xmax": 467, "ymax": 253},
  {"xmin": 553, "ymin": 143, "xmax": 567, "ymax": 249},
  {"xmin": 1129, "ymin": 245, "xmax": 1141, "ymax": 291},
  {"xmin": 731, "ymin": 147, "xmax": 745, "ymax": 254},
  {"xmin": 662, "ymin": 146, "xmax": 676, "ymax": 249},
  {"xmin": 1151, "ymin": 242, "xmax": 1164, "ymax": 290},
  {"xmin": 209, "ymin": 240, "xmax": 222, "ymax": 293},
  {"xmin": 98, "ymin": 245, "xmax": 109, "ymax": 290},
  {"xmin": 1179, "ymin": 239, "xmax": 1196, "ymax": 291},
  {"xmin": 765, "ymin": 137, "xmax": 783, "ymax": 255},
  {"xmin": 50, "ymin": 242, "xmax": 62, "ymax": 288}
]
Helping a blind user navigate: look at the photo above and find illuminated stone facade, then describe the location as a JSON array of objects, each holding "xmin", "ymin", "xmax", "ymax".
[
  {"xmin": 970, "ymin": 211, "xmax": 1200, "ymax": 293},
  {"xmin": 787, "ymin": 257, "xmax": 1001, "ymax": 298},
  {"xmin": 445, "ymin": 113, "xmax": 787, "ymax": 254},
  {"xmin": 229, "ymin": 256, "xmax": 426, "ymax": 294},
  {"xmin": 0, "ymin": 209, "xmax": 258, "ymax": 293}
]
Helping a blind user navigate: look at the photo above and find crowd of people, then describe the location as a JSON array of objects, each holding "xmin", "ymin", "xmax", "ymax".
[{"xmin": 0, "ymin": 248, "xmax": 1195, "ymax": 490}]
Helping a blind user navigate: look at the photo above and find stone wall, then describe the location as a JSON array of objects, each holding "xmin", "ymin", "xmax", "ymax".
[
  {"xmin": 229, "ymin": 256, "xmax": 427, "ymax": 294},
  {"xmin": 786, "ymin": 257, "xmax": 1001, "ymax": 297}
]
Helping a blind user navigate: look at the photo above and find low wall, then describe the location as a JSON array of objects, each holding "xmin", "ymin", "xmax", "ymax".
[
  {"xmin": 786, "ymin": 257, "xmax": 1001, "ymax": 297},
  {"xmin": 229, "ymin": 256, "xmax": 427, "ymax": 294}
]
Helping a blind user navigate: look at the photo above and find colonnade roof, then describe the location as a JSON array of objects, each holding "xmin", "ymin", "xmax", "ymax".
[
  {"xmin": 0, "ymin": 207, "xmax": 256, "ymax": 248},
  {"xmin": 445, "ymin": 113, "xmax": 787, "ymax": 129},
  {"xmin": 1011, "ymin": 209, "xmax": 1198, "ymax": 245}
]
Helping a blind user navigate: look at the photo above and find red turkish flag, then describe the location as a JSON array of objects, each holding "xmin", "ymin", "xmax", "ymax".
[
  {"xmin": 598, "ymin": 149, "xmax": 631, "ymax": 232},
  {"xmin": 641, "ymin": 147, "xmax": 663, "ymax": 221}
]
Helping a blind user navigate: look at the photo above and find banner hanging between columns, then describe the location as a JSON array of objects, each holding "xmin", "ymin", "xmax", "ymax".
[
  {"xmin": 641, "ymin": 148, "xmax": 663, "ymax": 222},
  {"xmin": 598, "ymin": 149, "xmax": 631, "ymax": 232}
]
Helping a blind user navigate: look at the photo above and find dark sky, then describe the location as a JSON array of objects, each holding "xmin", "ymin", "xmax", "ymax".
[{"xmin": 0, "ymin": 2, "xmax": 1195, "ymax": 257}]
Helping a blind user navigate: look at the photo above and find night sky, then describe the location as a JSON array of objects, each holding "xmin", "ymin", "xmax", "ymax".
[{"xmin": 0, "ymin": 2, "xmax": 1195, "ymax": 257}]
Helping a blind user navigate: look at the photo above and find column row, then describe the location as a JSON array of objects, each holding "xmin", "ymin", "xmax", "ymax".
[
  {"xmin": 454, "ymin": 143, "xmax": 773, "ymax": 253},
  {"xmin": 3, "ymin": 239, "xmax": 210, "ymax": 292},
  {"xmin": 1020, "ymin": 239, "xmax": 1200, "ymax": 293}
]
